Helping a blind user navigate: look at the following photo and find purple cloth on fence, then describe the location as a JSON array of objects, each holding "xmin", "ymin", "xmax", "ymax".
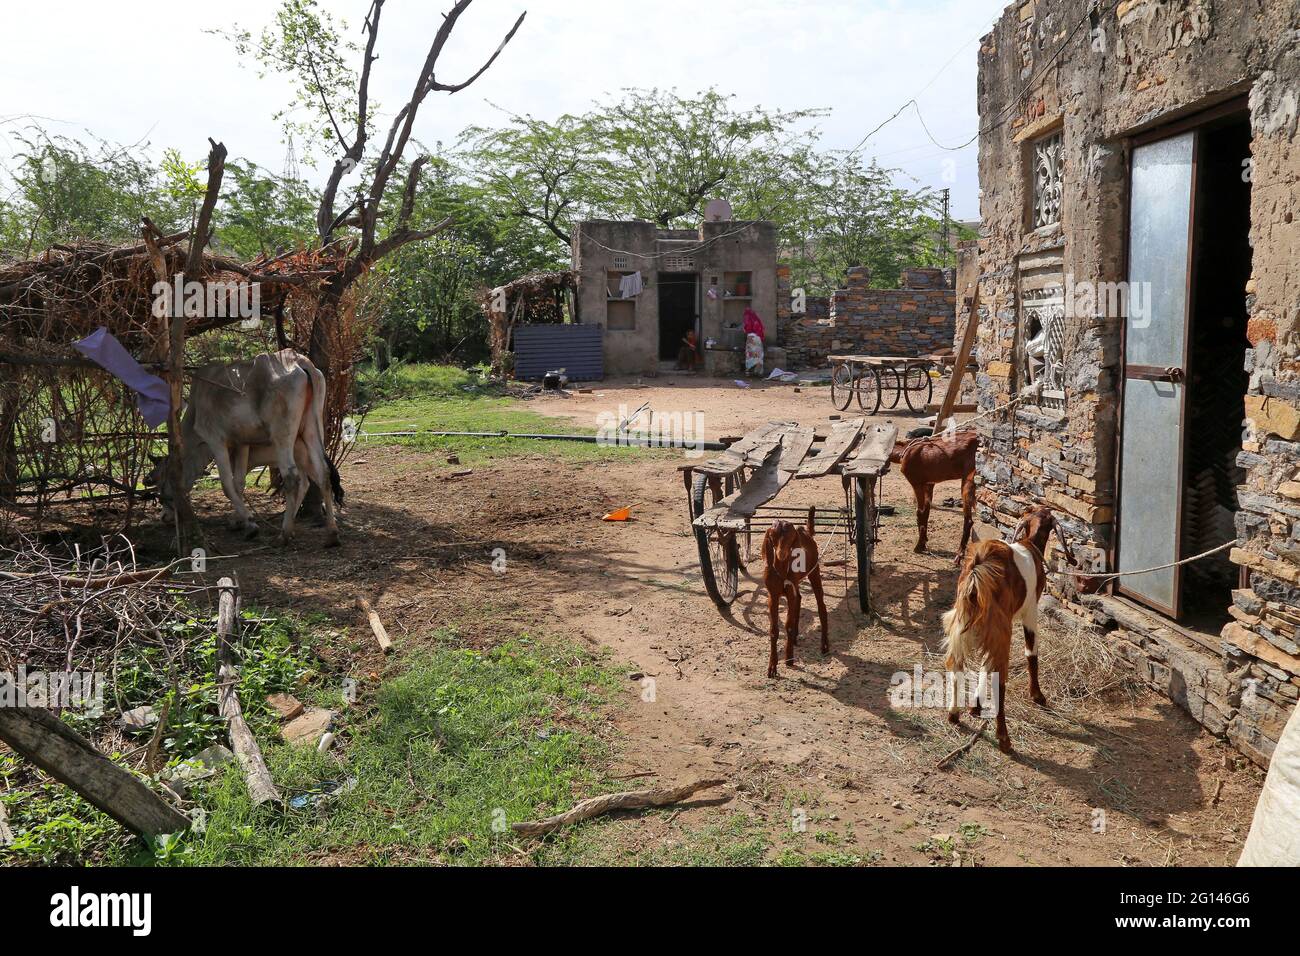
[{"xmin": 72, "ymin": 327, "xmax": 171, "ymax": 428}]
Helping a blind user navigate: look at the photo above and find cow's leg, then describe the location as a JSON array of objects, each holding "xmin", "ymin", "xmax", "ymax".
[
  {"xmin": 766, "ymin": 579, "xmax": 781, "ymax": 679},
  {"xmin": 300, "ymin": 438, "xmax": 340, "ymax": 548},
  {"xmin": 913, "ymin": 481, "xmax": 933, "ymax": 553},
  {"xmin": 957, "ymin": 471, "xmax": 976, "ymax": 563},
  {"xmin": 227, "ymin": 444, "xmax": 251, "ymax": 530},
  {"xmin": 207, "ymin": 441, "xmax": 257, "ymax": 538},
  {"xmin": 809, "ymin": 565, "xmax": 830, "ymax": 655},
  {"xmin": 272, "ymin": 441, "xmax": 305, "ymax": 546},
  {"xmin": 784, "ymin": 586, "xmax": 801, "ymax": 666}
]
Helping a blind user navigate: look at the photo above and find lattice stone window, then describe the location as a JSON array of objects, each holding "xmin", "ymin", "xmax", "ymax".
[
  {"xmin": 663, "ymin": 255, "xmax": 696, "ymax": 271},
  {"xmin": 613, "ymin": 254, "xmax": 629, "ymax": 270},
  {"xmin": 1018, "ymin": 283, "xmax": 1066, "ymax": 410},
  {"xmin": 1031, "ymin": 131, "xmax": 1063, "ymax": 229}
]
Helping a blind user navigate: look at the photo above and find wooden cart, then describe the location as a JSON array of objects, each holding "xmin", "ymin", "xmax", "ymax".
[
  {"xmin": 679, "ymin": 419, "xmax": 897, "ymax": 615},
  {"xmin": 828, "ymin": 354, "xmax": 942, "ymax": 414}
]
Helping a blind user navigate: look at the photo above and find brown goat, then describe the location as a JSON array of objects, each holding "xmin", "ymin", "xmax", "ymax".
[
  {"xmin": 762, "ymin": 508, "xmax": 829, "ymax": 679},
  {"xmin": 890, "ymin": 430, "xmax": 978, "ymax": 560},
  {"xmin": 941, "ymin": 506, "xmax": 1057, "ymax": 753}
]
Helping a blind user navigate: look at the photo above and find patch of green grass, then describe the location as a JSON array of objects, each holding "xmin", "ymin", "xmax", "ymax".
[
  {"xmin": 355, "ymin": 364, "xmax": 653, "ymax": 467},
  {"xmin": 171, "ymin": 634, "xmax": 623, "ymax": 866}
]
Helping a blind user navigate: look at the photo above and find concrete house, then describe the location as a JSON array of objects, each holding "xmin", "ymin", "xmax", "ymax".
[
  {"xmin": 971, "ymin": 0, "xmax": 1300, "ymax": 764},
  {"xmin": 572, "ymin": 219, "xmax": 778, "ymax": 377}
]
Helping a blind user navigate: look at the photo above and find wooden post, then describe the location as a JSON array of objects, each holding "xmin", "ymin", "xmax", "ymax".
[
  {"xmin": 214, "ymin": 576, "xmax": 280, "ymax": 805},
  {"xmin": 355, "ymin": 597, "xmax": 394, "ymax": 654},
  {"xmin": 937, "ymin": 284, "xmax": 981, "ymax": 429},
  {"xmin": 0, "ymin": 680, "xmax": 189, "ymax": 838}
]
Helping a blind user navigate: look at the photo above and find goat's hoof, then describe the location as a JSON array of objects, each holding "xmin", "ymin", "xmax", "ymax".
[
  {"xmin": 324, "ymin": 531, "xmax": 341, "ymax": 549},
  {"xmin": 1032, "ymin": 692, "xmax": 1048, "ymax": 707},
  {"xmin": 766, "ymin": 667, "xmax": 778, "ymax": 679},
  {"xmin": 947, "ymin": 712, "xmax": 961, "ymax": 726},
  {"xmin": 913, "ymin": 543, "xmax": 927, "ymax": 554},
  {"xmin": 276, "ymin": 533, "xmax": 293, "ymax": 548},
  {"xmin": 997, "ymin": 737, "xmax": 1014, "ymax": 755},
  {"xmin": 242, "ymin": 523, "xmax": 260, "ymax": 540}
]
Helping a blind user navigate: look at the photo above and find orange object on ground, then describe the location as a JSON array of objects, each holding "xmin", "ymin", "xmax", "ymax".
[{"xmin": 602, "ymin": 506, "xmax": 633, "ymax": 521}]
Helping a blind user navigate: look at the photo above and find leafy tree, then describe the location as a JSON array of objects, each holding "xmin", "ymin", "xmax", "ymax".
[
  {"xmin": 791, "ymin": 154, "xmax": 952, "ymax": 294},
  {"xmin": 461, "ymin": 88, "xmax": 826, "ymax": 258},
  {"xmin": 219, "ymin": 161, "xmax": 318, "ymax": 260}
]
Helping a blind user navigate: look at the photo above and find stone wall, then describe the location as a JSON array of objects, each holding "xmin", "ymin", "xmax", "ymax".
[
  {"xmin": 974, "ymin": 0, "xmax": 1300, "ymax": 765},
  {"xmin": 774, "ymin": 265, "xmax": 956, "ymax": 368}
]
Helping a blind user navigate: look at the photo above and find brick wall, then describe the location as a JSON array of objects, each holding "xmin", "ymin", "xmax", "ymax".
[{"xmin": 775, "ymin": 265, "xmax": 956, "ymax": 368}]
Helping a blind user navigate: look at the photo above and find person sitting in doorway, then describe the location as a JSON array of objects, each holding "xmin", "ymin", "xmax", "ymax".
[
  {"xmin": 743, "ymin": 307, "xmax": 766, "ymax": 377},
  {"xmin": 677, "ymin": 330, "xmax": 700, "ymax": 372}
]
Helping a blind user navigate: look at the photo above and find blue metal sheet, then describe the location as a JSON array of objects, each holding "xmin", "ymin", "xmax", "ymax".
[{"xmin": 513, "ymin": 324, "xmax": 604, "ymax": 381}]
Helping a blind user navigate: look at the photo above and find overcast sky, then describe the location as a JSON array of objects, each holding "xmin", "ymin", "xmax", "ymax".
[{"xmin": 1, "ymin": 0, "xmax": 1009, "ymax": 221}]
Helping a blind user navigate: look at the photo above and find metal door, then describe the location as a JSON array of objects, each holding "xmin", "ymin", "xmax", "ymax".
[{"xmin": 1117, "ymin": 131, "xmax": 1196, "ymax": 615}]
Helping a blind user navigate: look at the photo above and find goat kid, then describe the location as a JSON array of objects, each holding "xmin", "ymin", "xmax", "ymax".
[
  {"xmin": 762, "ymin": 508, "xmax": 830, "ymax": 679},
  {"xmin": 941, "ymin": 506, "xmax": 1058, "ymax": 753}
]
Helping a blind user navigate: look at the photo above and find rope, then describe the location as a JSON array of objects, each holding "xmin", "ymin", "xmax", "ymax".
[{"xmin": 1065, "ymin": 541, "xmax": 1237, "ymax": 583}]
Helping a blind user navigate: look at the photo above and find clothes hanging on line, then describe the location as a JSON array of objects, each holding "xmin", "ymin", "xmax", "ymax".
[{"xmin": 619, "ymin": 271, "xmax": 644, "ymax": 299}]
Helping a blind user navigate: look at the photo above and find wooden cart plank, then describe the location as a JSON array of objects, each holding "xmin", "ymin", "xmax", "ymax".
[
  {"xmin": 695, "ymin": 426, "xmax": 815, "ymax": 529},
  {"xmin": 694, "ymin": 420, "xmax": 795, "ymax": 475},
  {"xmin": 841, "ymin": 423, "xmax": 898, "ymax": 478},
  {"xmin": 797, "ymin": 418, "xmax": 864, "ymax": 478}
]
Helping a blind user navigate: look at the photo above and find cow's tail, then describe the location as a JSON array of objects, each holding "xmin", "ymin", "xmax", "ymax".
[
  {"xmin": 327, "ymin": 457, "xmax": 345, "ymax": 508},
  {"xmin": 303, "ymin": 357, "xmax": 344, "ymax": 508}
]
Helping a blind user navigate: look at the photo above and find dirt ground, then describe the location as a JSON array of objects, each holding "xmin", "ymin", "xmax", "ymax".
[{"xmin": 208, "ymin": 375, "xmax": 1263, "ymax": 866}]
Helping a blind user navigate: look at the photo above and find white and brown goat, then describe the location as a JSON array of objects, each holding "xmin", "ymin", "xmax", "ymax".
[{"xmin": 941, "ymin": 506, "xmax": 1064, "ymax": 753}]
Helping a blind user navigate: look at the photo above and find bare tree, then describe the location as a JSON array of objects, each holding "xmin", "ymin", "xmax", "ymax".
[{"xmin": 305, "ymin": 0, "xmax": 526, "ymax": 376}]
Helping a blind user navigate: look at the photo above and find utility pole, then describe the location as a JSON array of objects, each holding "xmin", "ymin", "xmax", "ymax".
[{"xmin": 941, "ymin": 187, "xmax": 952, "ymax": 267}]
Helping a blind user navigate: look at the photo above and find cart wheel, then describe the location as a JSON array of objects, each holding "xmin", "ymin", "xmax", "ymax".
[
  {"xmin": 692, "ymin": 473, "xmax": 740, "ymax": 610},
  {"xmin": 883, "ymin": 366, "xmax": 903, "ymax": 410},
  {"xmin": 830, "ymin": 364, "xmax": 855, "ymax": 411},
  {"xmin": 854, "ymin": 477, "xmax": 875, "ymax": 614},
  {"xmin": 902, "ymin": 365, "xmax": 934, "ymax": 412},
  {"xmin": 854, "ymin": 365, "xmax": 883, "ymax": 415}
]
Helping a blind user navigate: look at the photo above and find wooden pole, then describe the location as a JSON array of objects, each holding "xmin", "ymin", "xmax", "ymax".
[
  {"xmin": 355, "ymin": 597, "xmax": 394, "ymax": 654},
  {"xmin": 215, "ymin": 577, "xmax": 281, "ymax": 805},
  {"xmin": 0, "ymin": 679, "xmax": 189, "ymax": 838},
  {"xmin": 936, "ymin": 284, "xmax": 981, "ymax": 430}
]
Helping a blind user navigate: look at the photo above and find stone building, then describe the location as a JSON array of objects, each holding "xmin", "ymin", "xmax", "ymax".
[
  {"xmin": 776, "ymin": 266, "xmax": 956, "ymax": 368},
  {"xmin": 972, "ymin": 0, "xmax": 1300, "ymax": 764},
  {"xmin": 571, "ymin": 219, "xmax": 778, "ymax": 377}
]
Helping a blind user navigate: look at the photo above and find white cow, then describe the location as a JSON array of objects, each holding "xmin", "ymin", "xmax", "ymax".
[{"xmin": 153, "ymin": 350, "xmax": 341, "ymax": 547}]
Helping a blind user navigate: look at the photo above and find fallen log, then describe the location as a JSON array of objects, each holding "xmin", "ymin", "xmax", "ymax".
[
  {"xmin": 355, "ymin": 597, "xmax": 394, "ymax": 654},
  {"xmin": 511, "ymin": 778, "xmax": 726, "ymax": 838},
  {"xmin": 0, "ymin": 566, "xmax": 171, "ymax": 587},
  {"xmin": 0, "ymin": 680, "xmax": 190, "ymax": 838},
  {"xmin": 214, "ymin": 578, "xmax": 280, "ymax": 806}
]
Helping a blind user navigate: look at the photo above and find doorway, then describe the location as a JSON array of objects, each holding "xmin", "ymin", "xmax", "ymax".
[
  {"xmin": 1117, "ymin": 105, "xmax": 1251, "ymax": 626},
  {"xmin": 658, "ymin": 272, "xmax": 699, "ymax": 361}
]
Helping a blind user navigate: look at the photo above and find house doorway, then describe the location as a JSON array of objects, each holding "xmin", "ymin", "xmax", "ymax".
[
  {"xmin": 1117, "ymin": 103, "xmax": 1251, "ymax": 626},
  {"xmin": 658, "ymin": 272, "xmax": 699, "ymax": 361}
]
